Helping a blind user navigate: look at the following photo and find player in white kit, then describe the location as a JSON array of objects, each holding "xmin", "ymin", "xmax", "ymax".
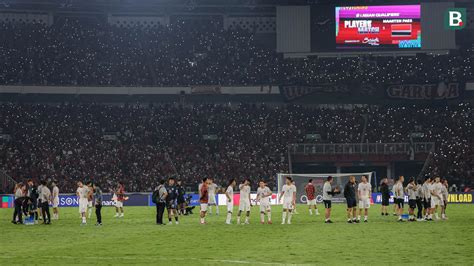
[
  {"xmin": 430, "ymin": 177, "xmax": 443, "ymax": 220},
  {"xmin": 237, "ymin": 179, "xmax": 251, "ymax": 225},
  {"xmin": 76, "ymin": 181, "xmax": 90, "ymax": 225},
  {"xmin": 225, "ymin": 179, "xmax": 236, "ymax": 224},
  {"xmin": 207, "ymin": 178, "xmax": 219, "ymax": 215},
  {"xmin": 86, "ymin": 182, "xmax": 94, "ymax": 219},
  {"xmin": 51, "ymin": 180, "xmax": 60, "ymax": 220},
  {"xmin": 280, "ymin": 177, "xmax": 296, "ymax": 224},
  {"xmin": 357, "ymin": 176, "xmax": 371, "ymax": 222},
  {"xmin": 257, "ymin": 180, "xmax": 272, "ymax": 224}
]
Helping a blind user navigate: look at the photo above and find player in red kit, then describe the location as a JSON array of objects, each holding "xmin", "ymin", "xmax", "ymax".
[
  {"xmin": 199, "ymin": 178, "xmax": 209, "ymax": 224},
  {"xmin": 305, "ymin": 179, "xmax": 319, "ymax": 216},
  {"xmin": 114, "ymin": 182, "xmax": 126, "ymax": 218}
]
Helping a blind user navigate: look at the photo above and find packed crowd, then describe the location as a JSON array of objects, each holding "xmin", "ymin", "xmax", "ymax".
[
  {"xmin": 0, "ymin": 19, "xmax": 472, "ymax": 88},
  {"xmin": 0, "ymin": 103, "xmax": 472, "ymax": 192}
]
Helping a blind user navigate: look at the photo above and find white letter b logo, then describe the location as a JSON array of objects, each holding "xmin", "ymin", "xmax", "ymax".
[{"xmin": 449, "ymin": 11, "xmax": 462, "ymax": 26}]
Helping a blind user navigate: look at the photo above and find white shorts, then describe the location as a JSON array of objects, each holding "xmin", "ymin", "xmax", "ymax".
[
  {"xmin": 307, "ymin": 199, "xmax": 317, "ymax": 205},
  {"xmin": 116, "ymin": 201, "xmax": 124, "ymax": 208},
  {"xmin": 259, "ymin": 202, "xmax": 271, "ymax": 212},
  {"xmin": 208, "ymin": 194, "xmax": 217, "ymax": 204},
  {"xmin": 239, "ymin": 200, "xmax": 250, "ymax": 212},
  {"xmin": 79, "ymin": 199, "xmax": 88, "ymax": 213},
  {"xmin": 52, "ymin": 198, "xmax": 59, "ymax": 208},
  {"xmin": 431, "ymin": 197, "xmax": 440, "ymax": 208},
  {"xmin": 283, "ymin": 200, "xmax": 294, "ymax": 210},
  {"xmin": 88, "ymin": 201, "xmax": 93, "ymax": 208},
  {"xmin": 227, "ymin": 202, "xmax": 233, "ymax": 213},
  {"xmin": 359, "ymin": 198, "xmax": 370, "ymax": 209},
  {"xmin": 200, "ymin": 203, "xmax": 208, "ymax": 212}
]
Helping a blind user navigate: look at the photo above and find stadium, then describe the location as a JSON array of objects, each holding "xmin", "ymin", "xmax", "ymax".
[{"xmin": 0, "ymin": 0, "xmax": 473, "ymax": 264}]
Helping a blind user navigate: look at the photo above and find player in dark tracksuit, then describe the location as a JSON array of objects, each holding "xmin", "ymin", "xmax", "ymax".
[
  {"xmin": 380, "ymin": 179, "xmax": 390, "ymax": 216},
  {"xmin": 176, "ymin": 180, "xmax": 186, "ymax": 215},
  {"xmin": 166, "ymin": 177, "xmax": 179, "ymax": 224},
  {"xmin": 344, "ymin": 176, "xmax": 357, "ymax": 223}
]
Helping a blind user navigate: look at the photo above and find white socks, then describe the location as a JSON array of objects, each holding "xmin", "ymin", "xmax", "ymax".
[
  {"xmin": 226, "ymin": 213, "xmax": 231, "ymax": 223},
  {"xmin": 309, "ymin": 209, "xmax": 313, "ymax": 215},
  {"xmin": 260, "ymin": 213, "xmax": 265, "ymax": 222},
  {"xmin": 282, "ymin": 212, "xmax": 287, "ymax": 224}
]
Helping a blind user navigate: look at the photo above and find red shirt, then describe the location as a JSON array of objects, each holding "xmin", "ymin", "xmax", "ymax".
[
  {"xmin": 305, "ymin": 183, "xmax": 316, "ymax": 200},
  {"xmin": 117, "ymin": 185, "xmax": 125, "ymax": 202},
  {"xmin": 200, "ymin": 183, "xmax": 208, "ymax": 203}
]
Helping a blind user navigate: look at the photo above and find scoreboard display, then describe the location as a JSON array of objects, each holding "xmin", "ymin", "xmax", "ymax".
[{"xmin": 335, "ymin": 5, "xmax": 421, "ymax": 49}]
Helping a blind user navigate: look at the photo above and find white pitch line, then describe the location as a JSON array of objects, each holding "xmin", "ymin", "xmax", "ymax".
[{"xmin": 0, "ymin": 255, "xmax": 306, "ymax": 265}]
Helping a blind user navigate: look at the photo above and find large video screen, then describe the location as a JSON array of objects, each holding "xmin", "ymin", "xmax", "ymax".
[{"xmin": 335, "ymin": 5, "xmax": 421, "ymax": 49}]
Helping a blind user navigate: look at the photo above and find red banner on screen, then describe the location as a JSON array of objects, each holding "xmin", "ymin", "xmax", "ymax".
[{"xmin": 336, "ymin": 5, "xmax": 421, "ymax": 49}]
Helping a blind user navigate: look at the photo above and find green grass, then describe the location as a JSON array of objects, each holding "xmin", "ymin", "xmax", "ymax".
[{"xmin": 1, "ymin": 204, "xmax": 473, "ymax": 265}]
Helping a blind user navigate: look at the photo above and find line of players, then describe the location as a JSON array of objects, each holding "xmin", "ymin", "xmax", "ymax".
[
  {"xmin": 198, "ymin": 176, "xmax": 299, "ymax": 225},
  {"xmin": 197, "ymin": 174, "xmax": 450, "ymax": 225},
  {"xmin": 389, "ymin": 176, "xmax": 449, "ymax": 222}
]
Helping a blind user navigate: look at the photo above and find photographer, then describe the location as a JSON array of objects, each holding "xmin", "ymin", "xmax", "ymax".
[{"xmin": 153, "ymin": 180, "xmax": 168, "ymax": 225}]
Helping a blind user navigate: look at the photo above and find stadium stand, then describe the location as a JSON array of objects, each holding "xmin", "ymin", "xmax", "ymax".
[{"xmin": 1, "ymin": 103, "xmax": 472, "ymax": 192}]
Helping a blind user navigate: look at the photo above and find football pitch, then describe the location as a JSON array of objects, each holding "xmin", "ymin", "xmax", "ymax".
[{"xmin": 1, "ymin": 204, "xmax": 473, "ymax": 265}]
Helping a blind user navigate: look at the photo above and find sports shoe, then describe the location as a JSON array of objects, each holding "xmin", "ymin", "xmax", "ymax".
[
  {"xmin": 168, "ymin": 221, "xmax": 173, "ymax": 225},
  {"xmin": 355, "ymin": 219, "xmax": 360, "ymax": 223},
  {"xmin": 325, "ymin": 220, "xmax": 333, "ymax": 223},
  {"xmin": 260, "ymin": 221, "xmax": 265, "ymax": 224},
  {"xmin": 364, "ymin": 219, "xmax": 368, "ymax": 223},
  {"xmin": 244, "ymin": 221, "xmax": 249, "ymax": 225},
  {"xmin": 268, "ymin": 221, "xmax": 272, "ymax": 224},
  {"xmin": 281, "ymin": 221, "xmax": 285, "ymax": 225},
  {"xmin": 175, "ymin": 221, "xmax": 179, "ymax": 225},
  {"xmin": 397, "ymin": 219, "xmax": 404, "ymax": 222},
  {"xmin": 347, "ymin": 220, "xmax": 353, "ymax": 224},
  {"xmin": 114, "ymin": 214, "xmax": 119, "ymax": 218},
  {"xmin": 225, "ymin": 222, "xmax": 231, "ymax": 225},
  {"xmin": 120, "ymin": 213, "xmax": 124, "ymax": 218},
  {"xmin": 95, "ymin": 223, "xmax": 102, "ymax": 226}
]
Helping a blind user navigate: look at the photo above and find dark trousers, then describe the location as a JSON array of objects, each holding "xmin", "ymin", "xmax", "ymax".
[
  {"xmin": 13, "ymin": 203, "xmax": 23, "ymax": 223},
  {"xmin": 95, "ymin": 204, "xmax": 102, "ymax": 224},
  {"xmin": 41, "ymin": 202, "xmax": 50, "ymax": 223},
  {"xmin": 156, "ymin": 202, "xmax": 165, "ymax": 224},
  {"xmin": 416, "ymin": 198, "xmax": 423, "ymax": 219}
]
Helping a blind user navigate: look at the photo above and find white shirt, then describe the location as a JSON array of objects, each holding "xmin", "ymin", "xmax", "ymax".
[
  {"xmin": 431, "ymin": 182, "xmax": 443, "ymax": 199},
  {"xmin": 358, "ymin": 182, "xmax": 371, "ymax": 199},
  {"xmin": 226, "ymin": 186, "xmax": 234, "ymax": 203},
  {"xmin": 14, "ymin": 188, "xmax": 23, "ymax": 199},
  {"xmin": 52, "ymin": 186, "xmax": 59, "ymax": 198},
  {"xmin": 239, "ymin": 184, "xmax": 251, "ymax": 202},
  {"xmin": 394, "ymin": 182, "xmax": 404, "ymax": 199},
  {"xmin": 281, "ymin": 184, "xmax": 296, "ymax": 202},
  {"xmin": 208, "ymin": 183, "xmax": 218, "ymax": 195},
  {"xmin": 77, "ymin": 186, "xmax": 89, "ymax": 200},
  {"xmin": 41, "ymin": 186, "xmax": 51, "ymax": 202},
  {"xmin": 257, "ymin": 186, "xmax": 272, "ymax": 205}
]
